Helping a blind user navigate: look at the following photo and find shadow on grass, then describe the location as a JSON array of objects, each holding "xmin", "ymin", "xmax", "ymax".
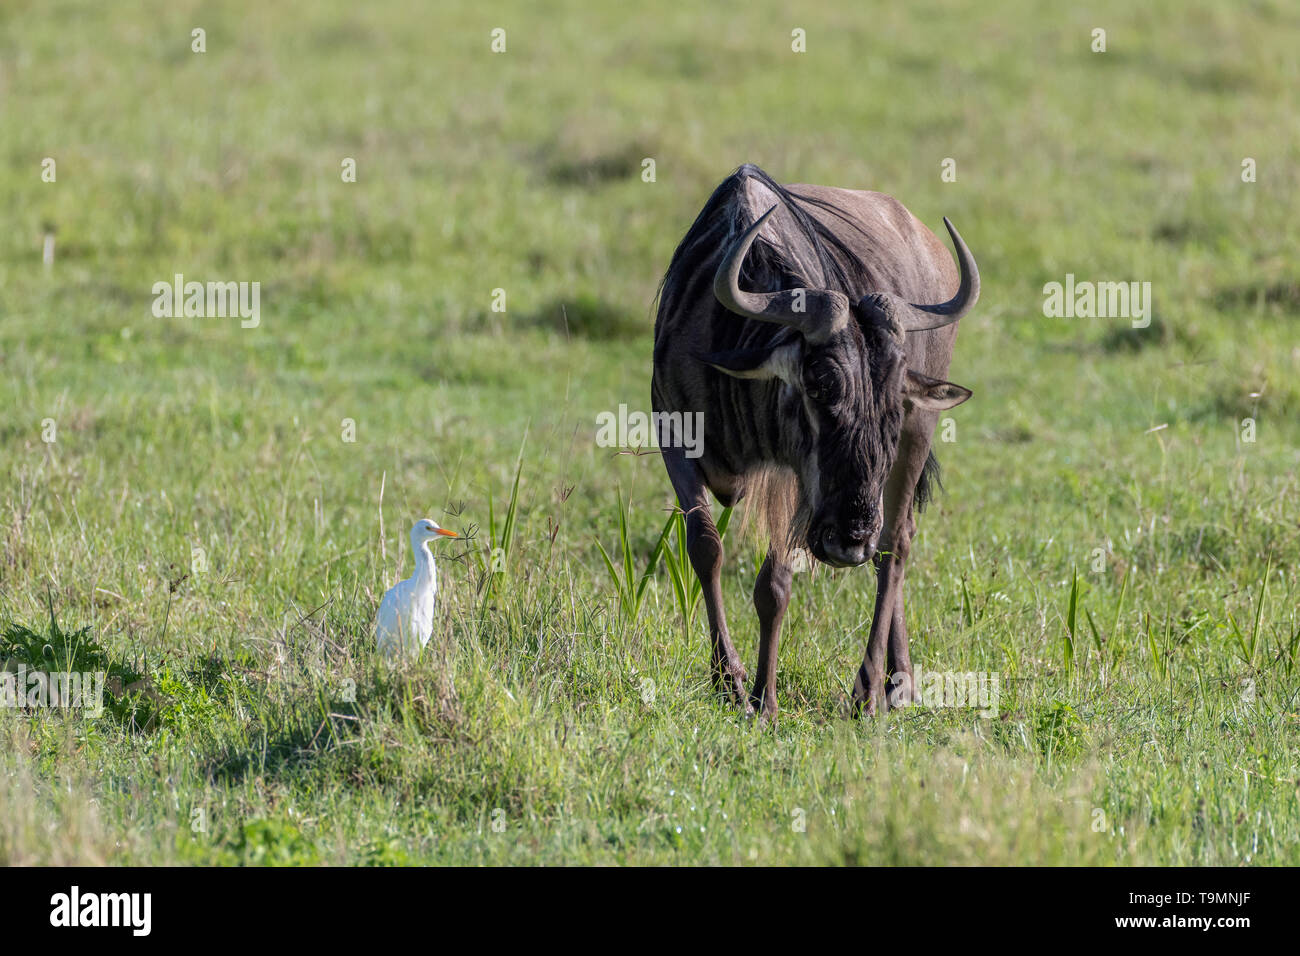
[{"xmin": 519, "ymin": 294, "xmax": 650, "ymax": 341}]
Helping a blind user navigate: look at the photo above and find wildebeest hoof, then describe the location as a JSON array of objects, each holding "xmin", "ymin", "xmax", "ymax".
[
  {"xmin": 849, "ymin": 691, "xmax": 886, "ymax": 719},
  {"xmin": 887, "ymin": 673, "xmax": 919, "ymax": 709},
  {"xmin": 748, "ymin": 690, "xmax": 778, "ymax": 724},
  {"xmin": 712, "ymin": 664, "xmax": 751, "ymax": 711}
]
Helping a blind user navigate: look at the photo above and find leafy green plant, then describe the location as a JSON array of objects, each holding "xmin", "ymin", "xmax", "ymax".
[
  {"xmin": 1144, "ymin": 611, "xmax": 1175, "ymax": 682},
  {"xmin": 361, "ymin": 835, "xmax": 416, "ymax": 866},
  {"xmin": 1279, "ymin": 622, "xmax": 1300, "ymax": 680},
  {"xmin": 661, "ymin": 505, "xmax": 733, "ymax": 633},
  {"xmin": 1227, "ymin": 554, "xmax": 1270, "ymax": 668},
  {"xmin": 3, "ymin": 620, "xmax": 105, "ymax": 675},
  {"xmin": 479, "ymin": 442, "xmax": 525, "ymax": 599},
  {"xmin": 1, "ymin": 598, "xmax": 155, "ymax": 729},
  {"xmin": 959, "ymin": 576, "xmax": 976, "ymax": 628},
  {"xmin": 1063, "ymin": 568, "xmax": 1079, "ymax": 676},
  {"xmin": 594, "ymin": 489, "xmax": 673, "ymax": 622},
  {"xmin": 1035, "ymin": 699, "xmax": 1085, "ymax": 760},
  {"xmin": 1102, "ymin": 567, "xmax": 1130, "ymax": 661},
  {"xmin": 230, "ymin": 818, "xmax": 320, "ymax": 866},
  {"xmin": 151, "ymin": 665, "xmax": 223, "ymax": 735}
]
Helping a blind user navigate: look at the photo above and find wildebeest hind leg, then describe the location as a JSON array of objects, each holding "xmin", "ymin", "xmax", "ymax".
[{"xmin": 662, "ymin": 447, "xmax": 751, "ymax": 712}]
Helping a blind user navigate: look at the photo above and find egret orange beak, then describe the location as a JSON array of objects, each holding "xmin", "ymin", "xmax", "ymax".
[{"xmin": 436, "ymin": 528, "xmax": 459, "ymax": 537}]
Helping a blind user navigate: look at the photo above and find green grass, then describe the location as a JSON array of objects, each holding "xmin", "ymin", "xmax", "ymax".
[{"xmin": 2, "ymin": 0, "xmax": 1299, "ymax": 864}]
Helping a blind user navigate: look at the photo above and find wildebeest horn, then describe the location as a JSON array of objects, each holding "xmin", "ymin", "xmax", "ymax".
[
  {"xmin": 713, "ymin": 206, "xmax": 850, "ymax": 343},
  {"xmin": 860, "ymin": 217, "xmax": 981, "ymax": 337}
]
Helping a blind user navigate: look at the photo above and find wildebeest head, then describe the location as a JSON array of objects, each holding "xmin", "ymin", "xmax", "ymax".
[{"xmin": 703, "ymin": 208, "xmax": 976, "ymax": 567}]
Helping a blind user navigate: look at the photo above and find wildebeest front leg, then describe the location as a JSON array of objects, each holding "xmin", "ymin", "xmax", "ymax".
[
  {"xmin": 661, "ymin": 447, "xmax": 750, "ymax": 710},
  {"xmin": 750, "ymin": 549, "xmax": 793, "ymax": 720},
  {"xmin": 887, "ymin": 596, "xmax": 912, "ymax": 702},
  {"xmin": 887, "ymin": 508, "xmax": 919, "ymax": 703},
  {"xmin": 852, "ymin": 423, "xmax": 931, "ymax": 716}
]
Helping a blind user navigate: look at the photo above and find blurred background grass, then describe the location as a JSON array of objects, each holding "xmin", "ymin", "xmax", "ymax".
[{"xmin": 1, "ymin": 0, "xmax": 1298, "ymax": 864}]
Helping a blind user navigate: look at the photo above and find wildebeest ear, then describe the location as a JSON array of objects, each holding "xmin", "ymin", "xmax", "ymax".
[
  {"xmin": 698, "ymin": 343, "xmax": 800, "ymax": 383},
  {"xmin": 902, "ymin": 369, "xmax": 972, "ymax": 410}
]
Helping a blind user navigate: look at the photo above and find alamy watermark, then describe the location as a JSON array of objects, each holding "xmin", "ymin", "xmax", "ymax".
[
  {"xmin": 152, "ymin": 274, "xmax": 260, "ymax": 328},
  {"xmin": 889, "ymin": 665, "xmax": 1000, "ymax": 717},
  {"xmin": 1, "ymin": 666, "xmax": 105, "ymax": 717},
  {"xmin": 1043, "ymin": 274, "xmax": 1151, "ymax": 328},
  {"xmin": 595, "ymin": 404, "xmax": 704, "ymax": 458},
  {"xmin": 50, "ymin": 886, "xmax": 151, "ymax": 936}
]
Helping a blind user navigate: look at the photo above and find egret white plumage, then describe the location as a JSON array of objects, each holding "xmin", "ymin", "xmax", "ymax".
[{"xmin": 375, "ymin": 518, "xmax": 459, "ymax": 659}]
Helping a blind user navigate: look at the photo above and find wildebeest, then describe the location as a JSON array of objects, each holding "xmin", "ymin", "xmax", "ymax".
[{"xmin": 651, "ymin": 164, "xmax": 979, "ymax": 718}]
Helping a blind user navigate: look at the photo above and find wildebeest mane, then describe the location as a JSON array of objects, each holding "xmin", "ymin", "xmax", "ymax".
[{"xmin": 656, "ymin": 163, "xmax": 876, "ymax": 323}]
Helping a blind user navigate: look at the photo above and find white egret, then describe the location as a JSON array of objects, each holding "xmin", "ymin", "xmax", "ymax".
[{"xmin": 375, "ymin": 518, "xmax": 459, "ymax": 659}]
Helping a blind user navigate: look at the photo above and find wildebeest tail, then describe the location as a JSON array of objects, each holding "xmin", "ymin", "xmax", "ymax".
[{"xmin": 914, "ymin": 451, "xmax": 943, "ymax": 512}]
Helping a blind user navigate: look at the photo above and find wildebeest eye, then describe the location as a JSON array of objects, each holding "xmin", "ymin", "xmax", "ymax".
[{"xmin": 803, "ymin": 361, "xmax": 840, "ymax": 404}]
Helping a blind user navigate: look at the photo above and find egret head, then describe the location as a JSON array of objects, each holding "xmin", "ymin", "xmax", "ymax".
[{"xmin": 411, "ymin": 518, "xmax": 459, "ymax": 547}]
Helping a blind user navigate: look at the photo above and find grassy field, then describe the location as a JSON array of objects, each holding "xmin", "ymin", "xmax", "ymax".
[{"xmin": 2, "ymin": 0, "xmax": 1299, "ymax": 865}]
